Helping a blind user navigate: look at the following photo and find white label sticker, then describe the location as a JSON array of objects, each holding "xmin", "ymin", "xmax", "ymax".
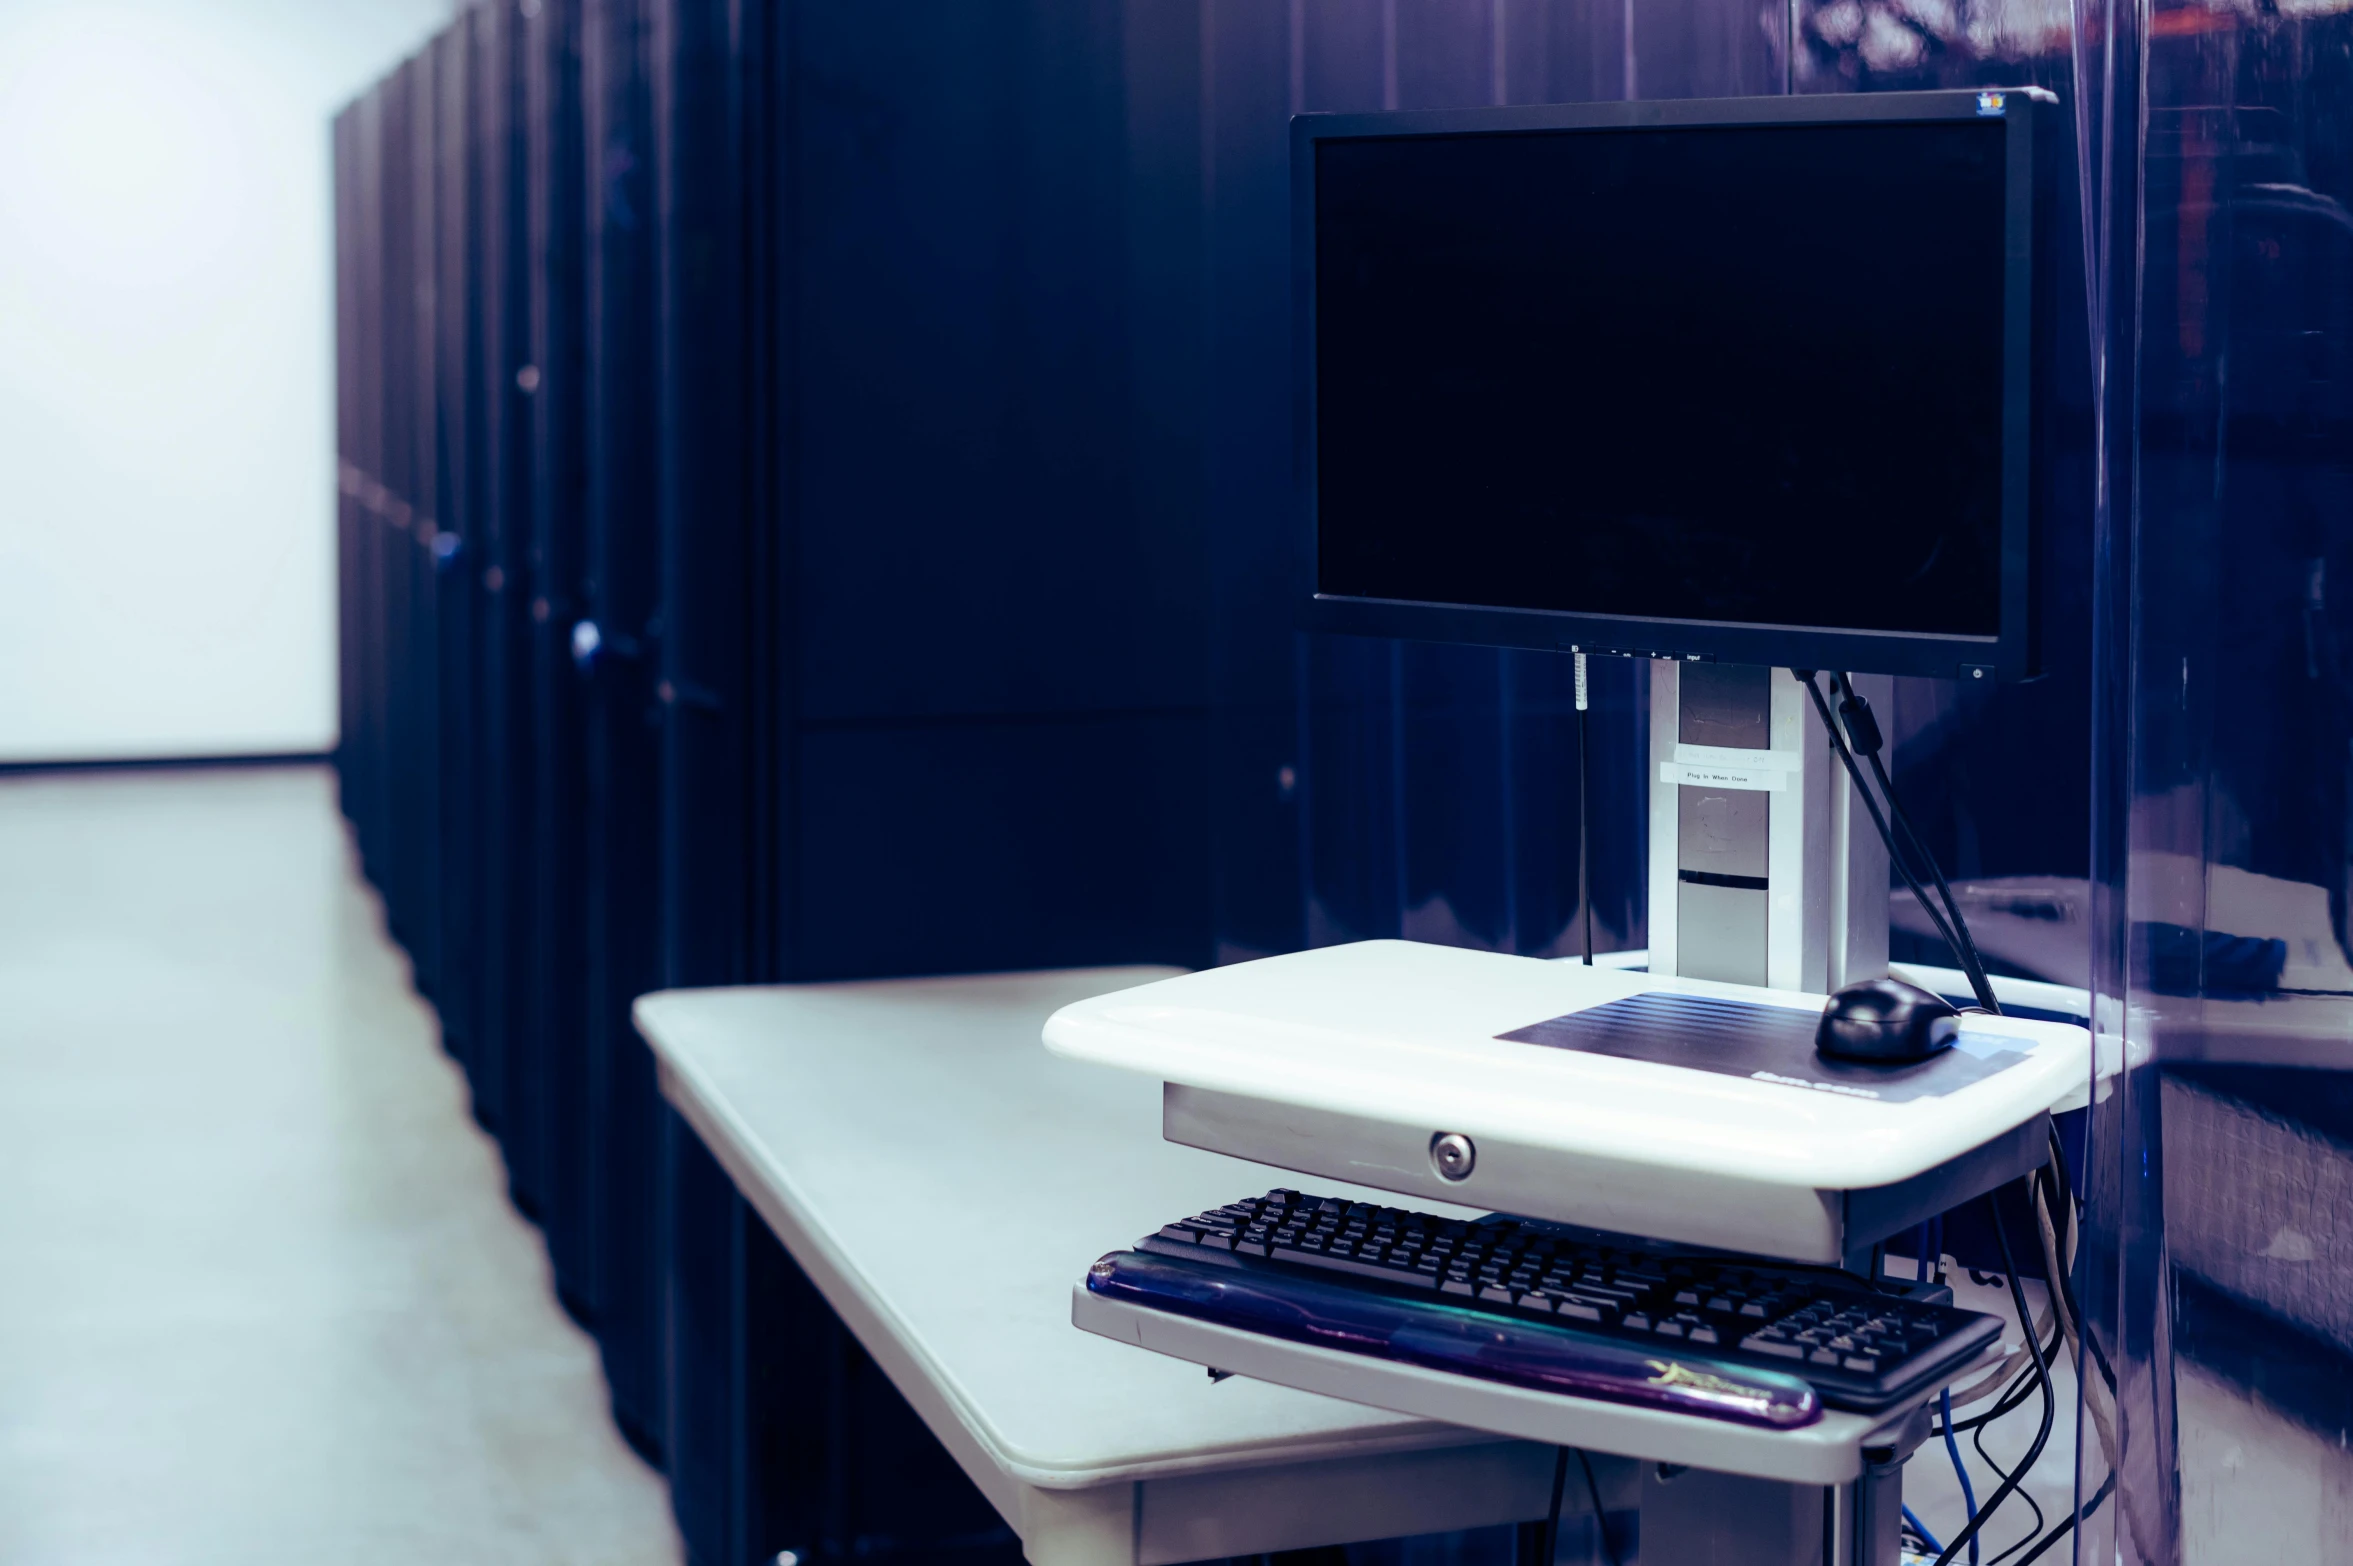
[{"xmin": 1660, "ymin": 761, "xmax": 1787, "ymax": 792}]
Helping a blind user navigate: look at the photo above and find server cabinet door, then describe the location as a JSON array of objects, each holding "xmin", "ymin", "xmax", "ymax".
[
  {"xmin": 581, "ymin": 0, "xmax": 668, "ymax": 1463},
  {"xmin": 523, "ymin": 0, "xmax": 595, "ymax": 1286},
  {"xmin": 469, "ymin": 0, "xmax": 534, "ymax": 1139},
  {"xmin": 652, "ymin": 0, "xmax": 757, "ymax": 998},
  {"xmin": 434, "ymin": 20, "xmax": 481, "ymax": 1077}
]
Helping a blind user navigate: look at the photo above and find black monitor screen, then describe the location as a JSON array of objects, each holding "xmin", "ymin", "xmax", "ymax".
[{"xmin": 1313, "ymin": 118, "xmax": 2012, "ymax": 642}]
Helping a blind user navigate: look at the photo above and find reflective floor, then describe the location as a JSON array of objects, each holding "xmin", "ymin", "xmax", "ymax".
[{"xmin": 0, "ymin": 765, "xmax": 679, "ymax": 1566}]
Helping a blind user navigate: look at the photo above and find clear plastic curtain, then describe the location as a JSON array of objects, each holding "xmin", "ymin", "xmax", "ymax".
[{"xmin": 2083, "ymin": 0, "xmax": 2353, "ymax": 1561}]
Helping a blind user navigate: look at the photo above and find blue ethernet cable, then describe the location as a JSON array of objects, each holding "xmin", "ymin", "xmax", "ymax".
[
  {"xmin": 1918, "ymin": 1219, "xmax": 1979, "ymax": 1565},
  {"xmin": 1941, "ymin": 1389, "xmax": 1980, "ymax": 1564}
]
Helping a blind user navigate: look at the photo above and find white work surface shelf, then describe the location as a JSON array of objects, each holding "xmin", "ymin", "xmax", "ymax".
[
  {"xmin": 1044, "ymin": 942, "xmax": 2092, "ymax": 1263},
  {"xmin": 637, "ymin": 970, "xmax": 1565, "ymax": 1566}
]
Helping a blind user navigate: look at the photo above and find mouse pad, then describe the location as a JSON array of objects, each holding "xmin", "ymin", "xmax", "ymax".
[{"xmin": 1496, "ymin": 991, "xmax": 2033, "ymax": 1102}]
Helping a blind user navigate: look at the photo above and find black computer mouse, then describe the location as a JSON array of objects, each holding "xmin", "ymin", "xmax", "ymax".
[{"xmin": 1815, "ymin": 978, "xmax": 1959, "ymax": 1064}]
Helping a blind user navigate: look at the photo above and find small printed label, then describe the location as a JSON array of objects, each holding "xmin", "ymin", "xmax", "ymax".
[
  {"xmin": 1753, "ymin": 1069, "xmax": 1882, "ymax": 1100},
  {"xmin": 1976, "ymin": 91, "xmax": 2007, "ymax": 116},
  {"xmin": 1661, "ymin": 761, "xmax": 1786, "ymax": 792}
]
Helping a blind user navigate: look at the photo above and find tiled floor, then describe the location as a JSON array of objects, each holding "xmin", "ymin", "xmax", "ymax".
[{"xmin": 0, "ymin": 765, "xmax": 679, "ymax": 1566}]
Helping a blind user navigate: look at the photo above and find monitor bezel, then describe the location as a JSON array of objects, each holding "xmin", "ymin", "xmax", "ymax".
[{"xmin": 1293, "ymin": 88, "xmax": 2048, "ymax": 682}]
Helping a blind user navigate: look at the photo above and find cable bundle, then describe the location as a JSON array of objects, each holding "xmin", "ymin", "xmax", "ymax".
[{"xmin": 1793, "ymin": 671, "xmax": 2122, "ymax": 1564}]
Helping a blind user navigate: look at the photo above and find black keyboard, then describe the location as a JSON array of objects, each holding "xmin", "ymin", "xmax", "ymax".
[{"xmin": 1109, "ymin": 1188, "xmax": 2003, "ymax": 1414}]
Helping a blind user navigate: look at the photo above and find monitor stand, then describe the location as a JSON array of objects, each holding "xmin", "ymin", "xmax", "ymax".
[
  {"xmin": 1643, "ymin": 662, "xmax": 1919, "ymax": 1566},
  {"xmin": 1645, "ymin": 662, "xmax": 1889, "ymax": 994}
]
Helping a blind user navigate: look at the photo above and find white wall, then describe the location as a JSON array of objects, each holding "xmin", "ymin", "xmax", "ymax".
[{"xmin": 0, "ymin": 0, "xmax": 452, "ymax": 763}]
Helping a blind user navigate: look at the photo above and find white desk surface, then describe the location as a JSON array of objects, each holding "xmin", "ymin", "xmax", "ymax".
[
  {"xmin": 636, "ymin": 969, "xmax": 1559, "ymax": 1566},
  {"xmin": 1045, "ymin": 941, "xmax": 2092, "ymax": 1193}
]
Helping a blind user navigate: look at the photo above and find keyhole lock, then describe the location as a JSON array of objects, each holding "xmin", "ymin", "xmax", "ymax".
[{"xmin": 1430, "ymin": 1132, "xmax": 1476, "ymax": 1182}]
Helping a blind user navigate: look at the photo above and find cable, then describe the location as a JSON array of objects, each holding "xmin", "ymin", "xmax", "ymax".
[
  {"xmin": 1867, "ymin": 743, "xmax": 1992, "ymax": 1001},
  {"xmin": 1934, "ymin": 1202, "xmax": 2056, "ymax": 1566},
  {"xmin": 2037, "ymin": 1131, "xmax": 2117, "ymax": 1394},
  {"xmin": 2030, "ymin": 1165, "xmax": 2125, "ymax": 1514},
  {"xmin": 1934, "ymin": 1302, "xmax": 2062, "ymax": 1433},
  {"xmin": 1794, "ymin": 672, "xmax": 1984, "ymax": 999},
  {"xmin": 1575, "ymin": 652, "xmax": 1593, "ymax": 966},
  {"xmin": 1543, "ymin": 1446, "xmax": 1568, "ymax": 1566},
  {"xmin": 1976, "ymin": 1415, "xmax": 2046, "ymax": 1564},
  {"xmin": 2010, "ymin": 1472, "xmax": 2115, "ymax": 1566},
  {"xmin": 1938, "ymin": 1368, "xmax": 2050, "ymax": 1445},
  {"xmin": 1832, "ymin": 673, "xmax": 2002, "ymax": 1013},
  {"xmin": 1576, "ymin": 1449, "xmax": 1619, "ymax": 1566},
  {"xmin": 1940, "ymin": 1389, "xmax": 1981, "ymax": 1565},
  {"xmin": 2041, "ymin": 1128, "xmax": 2075, "ymax": 1248},
  {"xmin": 1905, "ymin": 1504, "xmax": 1947, "ymax": 1557},
  {"xmin": 1923, "ymin": 1186, "xmax": 1977, "ymax": 1565}
]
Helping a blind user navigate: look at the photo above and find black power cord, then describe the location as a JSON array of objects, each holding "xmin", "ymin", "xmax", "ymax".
[
  {"xmin": 1933, "ymin": 1201, "xmax": 2057, "ymax": 1566},
  {"xmin": 1576, "ymin": 652, "xmax": 1594, "ymax": 966},
  {"xmin": 1978, "ymin": 1421, "xmax": 2047, "ymax": 1565},
  {"xmin": 1831, "ymin": 673, "xmax": 2003, "ymax": 1015},
  {"xmin": 1577, "ymin": 1449, "xmax": 1620, "ymax": 1566},
  {"xmin": 1543, "ymin": 1447, "xmax": 1568, "ymax": 1565},
  {"xmin": 1794, "ymin": 671, "xmax": 1997, "ymax": 1011},
  {"xmin": 2011, "ymin": 1471, "xmax": 2116, "ymax": 1565}
]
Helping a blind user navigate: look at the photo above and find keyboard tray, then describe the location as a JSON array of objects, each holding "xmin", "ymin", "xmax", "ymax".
[
  {"xmin": 1073, "ymin": 1286, "xmax": 1943, "ymax": 1486},
  {"xmin": 1071, "ymin": 1188, "xmax": 2002, "ymax": 1485}
]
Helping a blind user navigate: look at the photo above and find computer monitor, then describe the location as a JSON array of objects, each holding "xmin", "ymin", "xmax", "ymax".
[{"xmin": 1296, "ymin": 89, "xmax": 2054, "ymax": 681}]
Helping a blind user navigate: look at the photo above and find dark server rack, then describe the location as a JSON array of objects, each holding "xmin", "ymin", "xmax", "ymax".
[
  {"xmin": 405, "ymin": 51, "xmax": 438, "ymax": 986},
  {"xmin": 655, "ymin": 6, "xmax": 1212, "ymax": 1562},
  {"xmin": 650, "ymin": 0, "xmax": 756, "ymax": 996},
  {"xmin": 333, "ymin": 103, "xmax": 363, "ymax": 844},
  {"xmin": 432, "ymin": 21, "xmax": 481, "ymax": 1080},
  {"xmin": 337, "ymin": 6, "xmax": 1218, "ymax": 1563},
  {"xmin": 650, "ymin": 0, "xmax": 765, "ymax": 1557},
  {"xmin": 379, "ymin": 58, "xmax": 418, "ymax": 954},
  {"xmin": 580, "ymin": 0, "xmax": 669, "ymax": 1462},
  {"xmin": 468, "ymin": 0, "xmax": 534, "ymax": 1139},
  {"xmin": 524, "ymin": 0, "xmax": 595, "ymax": 1283},
  {"xmin": 354, "ymin": 83, "xmax": 392, "ymax": 895},
  {"xmin": 349, "ymin": 82, "xmax": 389, "ymax": 895}
]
